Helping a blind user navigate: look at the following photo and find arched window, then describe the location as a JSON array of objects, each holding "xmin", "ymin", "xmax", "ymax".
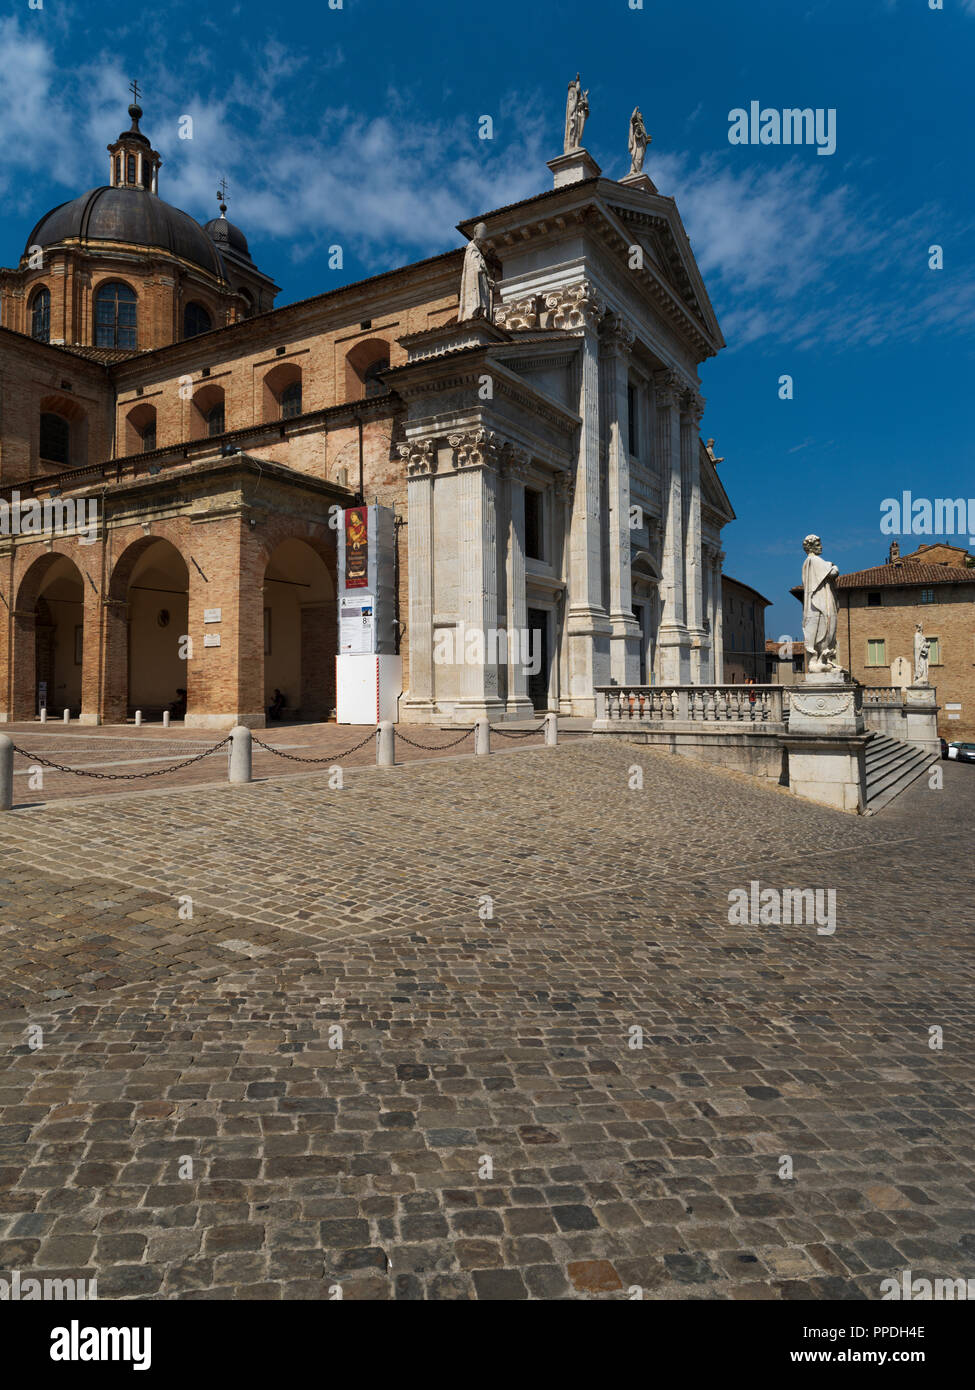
[
  {"xmin": 281, "ymin": 380, "xmax": 302, "ymax": 419},
  {"xmin": 183, "ymin": 302, "xmax": 212, "ymax": 339},
  {"xmin": 237, "ymin": 288, "xmax": 253, "ymax": 320},
  {"xmin": 30, "ymin": 287, "xmax": 50, "ymax": 343},
  {"xmin": 40, "ymin": 413, "xmax": 70, "ymax": 465},
  {"xmin": 206, "ymin": 402, "xmax": 225, "ymax": 437},
  {"xmin": 363, "ymin": 358, "xmax": 390, "ymax": 397},
  {"xmin": 94, "ymin": 281, "xmax": 137, "ymax": 349}
]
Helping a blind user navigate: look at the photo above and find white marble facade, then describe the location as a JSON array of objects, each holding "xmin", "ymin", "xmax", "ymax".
[{"xmin": 392, "ymin": 141, "xmax": 734, "ymax": 722}]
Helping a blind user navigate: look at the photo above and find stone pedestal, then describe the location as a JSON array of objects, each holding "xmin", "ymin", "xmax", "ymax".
[
  {"xmin": 783, "ymin": 676, "xmax": 868, "ymax": 813},
  {"xmin": 903, "ymin": 684, "xmax": 940, "ymax": 757},
  {"xmin": 547, "ymin": 149, "xmax": 601, "ymax": 188}
]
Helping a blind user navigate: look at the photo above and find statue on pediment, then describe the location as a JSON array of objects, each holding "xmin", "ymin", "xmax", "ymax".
[
  {"xmin": 801, "ymin": 534, "xmax": 840, "ymax": 673},
  {"xmin": 628, "ymin": 108, "xmax": 649, "ymax": 175},
  {"xmin": 564, "ymin": 74, "xmax": 590, "ymax": 153},
  {"xmin": 457, "ymin": 223, "xmax": 494, "ymax": 322}
]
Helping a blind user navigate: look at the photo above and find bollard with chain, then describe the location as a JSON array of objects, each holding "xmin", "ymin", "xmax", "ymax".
[
  {"xmin": 545, "ymin": 712, "xmax": 558, "ymax": 746},
  {"xmin": 474, "ymin": 718, "xmax": 490, "ymax": 756},
  {"xmin": 228, "ymin": 725, "xmax": 253, "ymax": 783},
  {"xmin": 63, "ymin": 709, "xmax": 70, "ymax": 724},
  {"xmin": 377, "ymin": 721, "xmax": 395, "ymax": 768},
  {"xmin": 0, "ymin": 735, "xmax": 12, "ymax": 811}
]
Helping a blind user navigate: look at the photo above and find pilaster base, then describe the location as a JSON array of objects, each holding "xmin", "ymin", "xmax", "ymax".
[{"xmin": 782, "ymin": 733, "xmax": 870, "ymax": 814}]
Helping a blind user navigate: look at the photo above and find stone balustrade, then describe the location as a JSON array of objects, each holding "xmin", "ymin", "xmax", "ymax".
[
  {"xmin": 595, "ymin": 684, "xmax": 785, "ymax": 724},
  {"xmin": 861, "ymin": 686, "xmax": 901, "ymax": 706}
]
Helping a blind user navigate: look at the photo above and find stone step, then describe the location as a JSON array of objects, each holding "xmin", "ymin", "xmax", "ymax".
[{"xmin": 863, "ymin": 734, "xmax": 936, "ymax": 814}]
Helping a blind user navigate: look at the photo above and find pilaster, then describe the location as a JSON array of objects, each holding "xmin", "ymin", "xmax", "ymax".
[{"xmin": 654, "ymin": 370, "xmax": 690, "ymax": 684}]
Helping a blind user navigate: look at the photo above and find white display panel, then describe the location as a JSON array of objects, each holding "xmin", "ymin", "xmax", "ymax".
[{"xmin": 336, "ymin": 654, "xmax": 402, "ymax": 725}]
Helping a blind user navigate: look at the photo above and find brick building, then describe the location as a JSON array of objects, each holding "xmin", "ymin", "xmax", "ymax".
[
  {"xmin": 721, "ymin": 575, "xmax": 771, "ymax": 683},
  {"xmin": 0, "ymin": 92, "xmax": 741, "ymax": 728},
  {"xmin": 835, "ymin": 541, "xmax": 975, "ymax": 739}
]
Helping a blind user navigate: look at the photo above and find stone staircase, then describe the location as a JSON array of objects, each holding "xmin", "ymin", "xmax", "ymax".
[{"xmin": 863, "ymin": 732, "xmax": 937, "ymax": 814}]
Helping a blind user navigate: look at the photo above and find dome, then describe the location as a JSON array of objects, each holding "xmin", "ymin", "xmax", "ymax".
[
  {"xmin": 203, "ymin": 215, "xmax": 253, "ymax": 263},
  {"xmin": 25, "ymin": 187, "xmax": 227, "ymax": 279}
]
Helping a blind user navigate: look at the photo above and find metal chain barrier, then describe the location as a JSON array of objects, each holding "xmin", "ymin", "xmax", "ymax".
[
  {"xmin": 395, "ymin": 728, "xmax": 474, "ymax": 751},
  {"xmin": 250, "ymin": 730, "xmax": 376, "ymax": 763},
  {"xmin": 9, "ymin": 737, "xmax": 231, "ymax": 781},
  {"xmin": 490, "ymin": 721, "xmax": 548, "ymax": 739}
]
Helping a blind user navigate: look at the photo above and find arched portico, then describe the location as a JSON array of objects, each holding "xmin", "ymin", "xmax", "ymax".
[
  {"xmin": 12, "ymin": 552, "xmax": 87, "ymax": 719},
  {"xmin": 104, "ymin": 536, "xmax": 189, "ymax": 722}
]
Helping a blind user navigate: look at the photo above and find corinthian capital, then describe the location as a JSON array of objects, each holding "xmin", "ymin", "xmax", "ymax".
[
  {"xmin": 447, "ymin": 427, "xmax": 503, "ymax": 471},
  {"xmin": 495, "ymin": 296, "xmax": 539, "ymax": 331},
  {"xmin": 541, "ymin": 279, "xmax": 605, "ymax": 332},
  {"xmin": 398, "ymin": 439, "xmax": 437, "ymax": 477},
  {"xmin": 500, "ymin": 442, "xmax": 531, "ymax": 483},
  {"xmin": 653, "ymin": 369, "xmax": 684, "ymax": 409},
  {"xmin": 681, "ymin": 388, "xmax": 706, "ymax": 426},
  {"xmin": 600, "ymin": 309, "xmax": 636, "ymax": 357}
]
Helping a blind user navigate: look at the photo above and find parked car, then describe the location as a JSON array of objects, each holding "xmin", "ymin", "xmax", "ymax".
[{"xmin": 944, "ymin": 741, "xmax": 975, "ymax": 764}]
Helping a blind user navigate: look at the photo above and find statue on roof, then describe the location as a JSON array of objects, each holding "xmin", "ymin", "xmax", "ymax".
[
  {"xmin": 457, "ymin": 223, "xmax": 494, "ymax": 322},
  {"xmin": 628, "ymin": 108, "xmax": 649, "ymax": 175},
  {"xmin": 801, "ymin": 534, "xmax": 840, "ymax": 673},
  {"xmin": 564, "ymin": 74, "xmax": 590, "ymax": 153}
]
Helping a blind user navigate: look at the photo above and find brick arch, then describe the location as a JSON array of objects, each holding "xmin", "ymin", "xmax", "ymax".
[
  {"xmin": 189, "ymin": 383, "xmax": 226, "ymax": 440},
  {"xmin": 344, "ymin": 337, "xmax": 391, "ymax": 400},
  {"xmin": 124, "ymin": 401, "xmax": 157, "ymax": 455},
  {"xmin": 11, "ymin": 549, "xmax": 87, "ymax": 720},
  {"xmin": 104, "ymin": 535, "xmax": 191, "ymax": 723},
  {"xmin": 38, "ymin": 392, "xmax": 89, "ymax": 470},
  {"xmin": 260, "ymin": 531, "xmax": 337, "ymax": 723},
  {"xmin": 261, "ymin": 361, "xmax": 303, "ymax": 423}
]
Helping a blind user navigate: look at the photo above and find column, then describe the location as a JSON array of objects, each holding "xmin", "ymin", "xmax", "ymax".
[
  {"xmin": 602, "ymin": 312, "xmax": 641, "ymax": 684},
  {"xmin": 546, "ymin": 281, "xmax": 611, "ymax": 715},
  {"xmin": 553, "ymin": 471, "xmax": 574, "ymax": 715},
  {"xmin": 503, "ymin": 446, "xmax": 533, "ymax": 718},
  {"xmin": 449, "ymin": 429, "xmax": 505, "ymax": 720},
  {"xmin": 682, "ymin": 390, "xmax": 708, "ymax": 682},
  {"xmin": 399, "ymin": 440, "xmax": 437, "ymax": 719},
  {"xmin": 713, "ymin": 549, "xmax": 726, "ymax": 682},
  {"xmin": 654, "ymin": 370, "xmax": 690, "ymax": 684}
]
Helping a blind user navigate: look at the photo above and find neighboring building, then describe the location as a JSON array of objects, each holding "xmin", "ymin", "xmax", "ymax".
[
  {"xmin": 722, "ymin": 575, "xmax": 771, "ymax": 683},
  {"xmin": 835, "ymin": 541, "xmax": 975, "ymax": 739},
  {"xmin": 765, "ymin": 638, "xmax": 806, "ymax": 685},
  {"xmin": 0, "ymin": 91, "xmax": 740, "ymax": 728}
]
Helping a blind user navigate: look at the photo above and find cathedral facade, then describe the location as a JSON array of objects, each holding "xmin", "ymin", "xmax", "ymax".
[{"xmin": 0, "ymin": 93, "xmax": 735, "ymax": 728}]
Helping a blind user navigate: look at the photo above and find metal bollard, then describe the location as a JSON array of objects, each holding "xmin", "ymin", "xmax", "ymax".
[
  {"xmin": 474, "ymin": 718, "xmax": 490, "ymax": 756},
  {"xmin": 162, "ymin": 711, "xmax": 170, "ymax": 728},
  {"xmin": 545, "ymin": 712, "xmax": 558, "ymax": 747},
  {"xmin": 134, "ymin": 710, "xmax": 143, "ymax": 727},
  {"xmin": 377, "ymin": 721, "xmax": 395, "ymax": 767},
  {"xmin": 228, "ymin": 725, "xmax": 253, "ymax": 784},
  {"xmin": 63, "ymin": 709, "xmax": 70, "ymax": 724},
  {"xmin": 0, "ymin": 734, "xmax": 12, "ymax": 811},
  {"xmin": 39, "ymin": 708, "xmax": 47, "ymax": 724}
]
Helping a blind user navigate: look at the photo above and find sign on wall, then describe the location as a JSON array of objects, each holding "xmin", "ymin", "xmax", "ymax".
[{"xmin": 344, "ymin": 507, "xmax": 369, "ymax": 588}]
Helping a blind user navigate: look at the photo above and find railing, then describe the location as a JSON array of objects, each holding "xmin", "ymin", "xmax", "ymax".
[
  {"xmin": 861, "ymin": 686, "xmax": 901, "ymax": 706},
  {"xmin": 596, "ymin": 684, "xmax": 785, "ymax": 724}
]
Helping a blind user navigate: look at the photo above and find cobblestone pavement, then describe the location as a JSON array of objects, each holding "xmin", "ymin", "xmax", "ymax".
[
  {"xmin": 2, "ymin": 718, "xmax": 562, "ymax": 806},
  {"xmin": 0, "ymin": 742, "xmax": 972, "ymax": 1300}
]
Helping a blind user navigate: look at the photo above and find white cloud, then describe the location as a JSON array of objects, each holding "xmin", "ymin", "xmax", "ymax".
[{"xmin": 651, "ymin": 151, "xmax": 975, "ymax": 350}]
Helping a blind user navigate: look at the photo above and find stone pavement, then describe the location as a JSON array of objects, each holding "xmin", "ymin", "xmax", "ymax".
[
  {"xmin": 2, "ymin": 718, "xmax": 563, "ymax": 806},
  {"xmin": 0, "ymin": 741, "xmax": 973, "ymax": 1299}
]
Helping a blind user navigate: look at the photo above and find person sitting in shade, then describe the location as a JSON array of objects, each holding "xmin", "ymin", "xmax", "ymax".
[
  {"xmin": 267, "ymin": 688, "xmax": 286, "ymax": 722},
  {"xmin": 169, "ymin": 687, "xmax": 187, "ymax": 719}
]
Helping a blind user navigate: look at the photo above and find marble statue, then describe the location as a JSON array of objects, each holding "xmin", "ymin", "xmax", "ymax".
[
  {"xmin": 628, "ymin": 107, "xmax": 649, "ymax": 175},
  {"xmin": 913, "ymin": 623, "xmax": 930, "ymax": 685},
  {"xmin": 801, "ymin": 534, "xmax": 840, "ymax": 673},
  {"xmin": 457, "ymin": 223, "xmax": 493, "ymax": 322},
  {"xmin": 564, "ymin": 74, "xmax": 590, "ymax": 153}
]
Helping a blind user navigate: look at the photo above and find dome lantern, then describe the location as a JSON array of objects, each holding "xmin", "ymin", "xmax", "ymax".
[{"xmin": 107, "ymin": 81, "xmax": 161, "ymax": 193}]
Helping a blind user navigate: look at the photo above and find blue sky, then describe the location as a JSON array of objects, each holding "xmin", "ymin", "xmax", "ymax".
[{"xmin": 2, "ymin": 0, "xmax": 973, "ymax": 636}]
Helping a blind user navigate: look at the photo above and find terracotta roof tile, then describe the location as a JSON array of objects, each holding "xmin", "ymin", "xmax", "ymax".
[{"xmin": 838, "ymin": 561, "xmax": 975, "ymax": 588}]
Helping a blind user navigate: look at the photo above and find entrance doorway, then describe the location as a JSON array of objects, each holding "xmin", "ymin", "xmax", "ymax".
[{"xmin": 527, "ymin": 606, "xmax": 550, "ymax": 710}]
